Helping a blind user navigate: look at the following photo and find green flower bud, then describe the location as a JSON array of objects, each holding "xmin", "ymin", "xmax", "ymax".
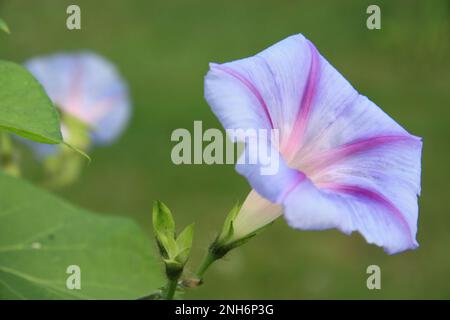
[{"xmin": 152, "ymin": 201, "xmax": 194, "ymax": 280}]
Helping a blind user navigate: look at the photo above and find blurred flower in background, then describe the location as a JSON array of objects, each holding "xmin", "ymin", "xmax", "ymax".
[
  {"xmin": 22, "ymin": 52, "xmax": 131, "ymax": 186},
  {"xmin": 25, "ymin": 52, "xmax": 131, "ymax": 148}
]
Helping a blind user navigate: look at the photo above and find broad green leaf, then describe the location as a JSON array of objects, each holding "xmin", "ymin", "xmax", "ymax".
[
  {"xmin": 0, "ymin": 61, "xmax": 63, "ymax": 144},
  {"xmin": 0, "ymin": 19, "xmax": 9, "ymax": 34},
  {"xmin": 0, "ymin": 173, "xmax": 164, "ymax": 299}
]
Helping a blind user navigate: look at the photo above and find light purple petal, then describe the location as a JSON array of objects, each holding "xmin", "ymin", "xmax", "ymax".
[
  {"xmin": 205, "ymin": 35, "xmax": 323, "ymax": 141},
  {"xmin": 24, "ymin": 52, "xmax": 131, "ymax": 145},
  {"xmin": 284, "ymin": 95, "xmax": 422, "ymax": 254},
  {"xmin": 284, "ymin": 176, "xmax": 420, "ymax": 255},
  {"xmin": 204, "ymin": 34, "xmax": 422, "ymax": 254}
]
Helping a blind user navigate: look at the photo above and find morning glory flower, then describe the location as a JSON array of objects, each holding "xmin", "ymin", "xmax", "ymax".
[
  {"xmin": 24, "ymin": 52, "xmax": 131, "ymax": 154},
  {"xmin": 205, "ymin": 34, "xmax": 422, "ymax": 254}
]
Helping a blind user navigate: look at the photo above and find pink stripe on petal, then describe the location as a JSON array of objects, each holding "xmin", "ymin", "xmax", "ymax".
[
  {"xmin": 321, "ymin": 183, "xmax": 415, "ymax": 244},
  {"xmin": 308, "ymin": 135, "xmax": 420, "ymax": 174},
  {"xmin": 210, "ymin": 63, "xmax": 274, "ymax": 129},
  {"xmin": 284, "ymin": 41, "xmax": 320, "ymax": 158}
]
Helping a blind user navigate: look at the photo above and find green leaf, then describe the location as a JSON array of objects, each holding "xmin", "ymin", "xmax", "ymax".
[
  {"xmin": 0, "ymin": 173, "xmax": 164, "ymax": 299},
  {"xmin": 0, "ymin": 19, "xmax": 10, "ymax": 34},
  {"xmin": 0, "ymin": 61, "xmax": 63, "ymax": 144}
]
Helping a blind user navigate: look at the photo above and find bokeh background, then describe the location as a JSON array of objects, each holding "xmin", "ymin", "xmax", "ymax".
[{"xmin": 1, "ymin": 0, "xmax": 449, "ymax": 299}]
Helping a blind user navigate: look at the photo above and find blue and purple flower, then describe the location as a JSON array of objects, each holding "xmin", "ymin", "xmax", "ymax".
[{"xmin": 205, "ymin": 34, "xmax": 422, "ymax": 254}]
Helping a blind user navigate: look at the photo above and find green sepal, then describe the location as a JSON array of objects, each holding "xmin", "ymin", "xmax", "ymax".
[
  {"xmin": 152, "ymin": 200, "xmax": 177, "ymax": 258},
  {"xmin": 210, "ymin": 202, "xmax": 275, "ymax": 260},
  {"xmin": 42, "ymin": 113, "xmax": 92, "ymax": 187},
  {"xmin": 216, "ymin": 202, "xmax": 240, "ymax": 245},
  {"xmin": 162, "ymin": 259, "xmax": 183, "ymax": 280},
  {"xmin": 175, "ymin": 223, "xmax": 195, "ymax": 265}
]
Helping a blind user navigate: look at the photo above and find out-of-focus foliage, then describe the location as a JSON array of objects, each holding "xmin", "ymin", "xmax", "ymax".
[
  {"xmin": 0, "ymin": 18, "xmax": 9, "ymax": 34},
  {"xmin": 0, "ymin": 61, "xmax": 63, "ymax": 144},
  {"xmin": 0, "ymin": 172, "xmax": 164, "ymax": 299}
]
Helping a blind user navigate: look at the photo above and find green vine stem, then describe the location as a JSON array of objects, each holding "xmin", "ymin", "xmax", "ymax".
[
  {"xmin": 163, "ymin": 276, "xmax": 180, "ymax": 300},
  {"xmin": 196, "ymin": 251, "xmax": 218, "ymax": 280}
]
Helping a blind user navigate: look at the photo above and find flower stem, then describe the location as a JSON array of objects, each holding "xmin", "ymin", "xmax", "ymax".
[
  {"xmin": 164, "ymin": 276, "xmax": 179, "ymax": 300},
  {"xmin": 196, "ymin": 250, "xmax": 219, "ymax": 279}
]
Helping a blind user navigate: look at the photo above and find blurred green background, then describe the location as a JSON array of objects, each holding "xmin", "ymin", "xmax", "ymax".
[{"xmin": 1, "ymin": 0, "xmax": 449, "ymax": 299}]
